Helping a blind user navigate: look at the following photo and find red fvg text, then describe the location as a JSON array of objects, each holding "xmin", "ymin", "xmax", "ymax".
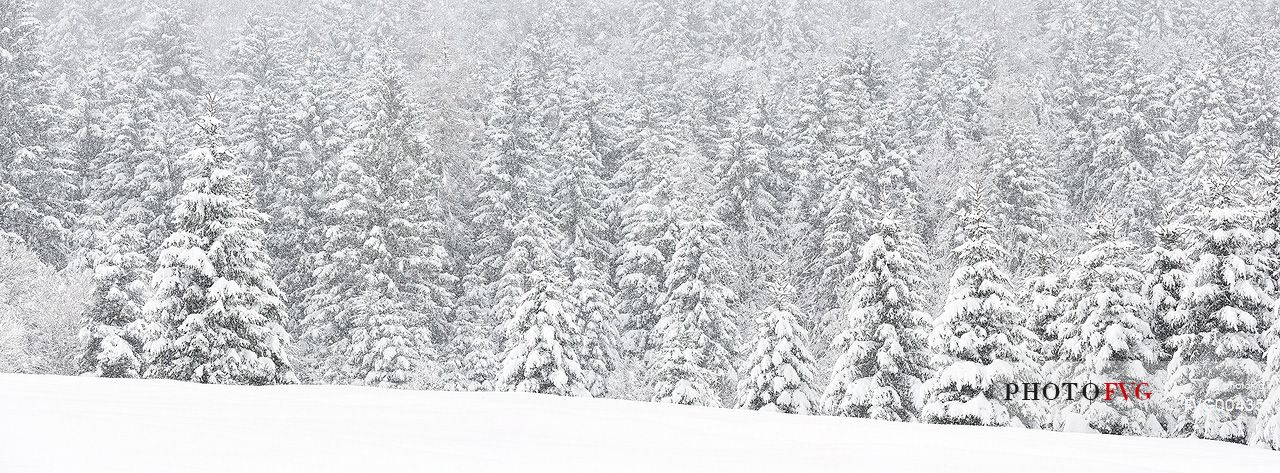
[{"xmin": 1004, "ymin": 382, "xmax": 1153, "ymax": 401}]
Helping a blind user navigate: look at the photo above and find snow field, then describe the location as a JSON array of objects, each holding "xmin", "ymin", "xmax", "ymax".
[{"xmin": 2, "ymin": 373, "xmax": 1278, "ymax": 473}]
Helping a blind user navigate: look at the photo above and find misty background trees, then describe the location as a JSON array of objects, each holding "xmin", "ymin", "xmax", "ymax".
[{"xmin": 2, "ymin": 0, "xmax": 1279, "ymax": 449}]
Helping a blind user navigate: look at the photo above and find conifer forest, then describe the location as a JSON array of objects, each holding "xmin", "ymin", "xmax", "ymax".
[{"xmin": 4, "ymin": 0, "xmax": 1280, "ymax": 452}]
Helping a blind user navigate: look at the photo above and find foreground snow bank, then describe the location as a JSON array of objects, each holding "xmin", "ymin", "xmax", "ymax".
[{"xmin": 1, "ymin": 374, "xmax": 1276, "ymax": 473}]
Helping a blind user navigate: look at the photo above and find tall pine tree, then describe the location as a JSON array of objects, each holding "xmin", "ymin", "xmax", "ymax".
[
  {"xmin": 0, "ymin": 0, "xmax": 75, "ymax": 266},
  {"xmin": 300, "ymin": 51, "xmax": 452, "ymax": 387},
  {"xmin": 649, "ymin": 207, "xmax": 739, "ymax": 406},
  {"xmin": 822, "ymin": 217, "xmax": 932, "ymax": 421},
  {"xmin": 922, "ymin": 185, "xmax": 1044, "ymax": 427},
  {"xmin": 496, "ymin": 213, "xmax": 588, "ymax": 396},
  {"xmin": 1166, "ymin": 208, "xmax": 1271, "ymax": 443},
  {"xmin": 1050, "ymin": 225, "xmax": 1159, "ymax": 436},
  {"xmin": 143, "ymin": 129, "xmax": 296, "ymax": 385}
]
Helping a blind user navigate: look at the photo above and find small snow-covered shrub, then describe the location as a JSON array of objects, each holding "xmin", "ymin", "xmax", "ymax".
[{"xmin": 0, "ymin": 239, "xmax": 92, "ymax": 374}]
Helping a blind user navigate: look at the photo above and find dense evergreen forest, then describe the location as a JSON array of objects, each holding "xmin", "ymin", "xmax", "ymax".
[{"xmin": 2, "ymin": 0, "xmax": 1280, "ymax": 449}]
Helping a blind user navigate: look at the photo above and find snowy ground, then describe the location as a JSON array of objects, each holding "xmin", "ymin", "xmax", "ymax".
[{"xmin": 2, "ymin": 374, "xmax": 1277, "ymax": 473}]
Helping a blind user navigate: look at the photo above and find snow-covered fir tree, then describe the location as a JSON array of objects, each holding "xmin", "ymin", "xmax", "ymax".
[
  {"xmin": 105, "ymin": 7, "xmax": 212, "ymax": 255},
  {"xmin": 742, "ymin": 0, "xmax": 817, "ymax": 84},
  {"xmin": 612, "ymin": 5, "xmax": 691, "ymax": 346},
  {"xmin": 78, "ymin": 229, "xmax": 149, "ymax": 378},
  {"xmin": 494, "ymin": 214, "xmax": 588, "ymax": 396},
  {"xmin": 712, "ymin": 97, "xmax": 789, "ymax": 235},
  {"xmin": 810, "ymin": 162, "xmax": 873, "ymax": 340},
  {"xmin": 143, "ymin": 128, "xmax": 296, "ymax": 385},
  {"xmin": 1255, "ymin": 312, "xmax": 1280, "ymax": 450},
  {"xmin": 1050, "ymin": 225, "xmax": 1159, "ymax": 436},
  {"xmin": 921, "ymin": 184, "xmax": 1044, "ymax": 427},
  {"xmin": 225, "ymin": 13, "xmax": 304, "ymax": 200},
  {"xmin": 1022, "ymin": 269, "xmax": 1066, "ymax": 358},
  {"xmin": 303, "ymin": 147, "xmax": 439, "ymax": 388},
  {"xmin": 548, "ymin": 65, "xmax": 620, "ymax": 396},
  {"xmin": 713, "ymin": 96, "xmax": 792, "ymax": 313},
  {"xmin": 495, "ymin": 209, "xmax": 565, "ymax": 331},
  {"xmin": 567, "ymin": 255, "xmax": 620, "ymax": 397},
  {"xmin": 899, "ymin": 19, "xmax": 993, "ymax": 150},
  {"xmin": 611, "ymin": 91, "xmax": 681, "ymax": 355},
  {"xmin": 1256, "ymin": 176, "xmax": 1280, "ymax": 450},
  {"xmin": 351, "ymin": 51, "xmax": 456, "ymax": 339},
  {"xmin": 62, "ymin": 55, "xmax": 115, "ymax": 261},
  {"xmin": 735, "ymin": 279, "xmax": 819, "ymax": 414},
  {"xmin": 1140, "ymin": 225, "xmax": 1190, "ymax": 362},
  {"xmin": 865, "ymin": 118, "xmax": 924, "ymax": 222},
  {"xmin": 300, "ymin": 50, "xmax": 452, "ymax": 387},
  {"xmin": 276, "ymin": 39, "xmax": 355, "ymax": 375},
  {"xmin": 822, "ymin": 216, "xmax": 932, "ymax": 421},
  {"xmin": 1166, "ymin": 207, "xmax": 1272, "ymax": 444},
  {"xmin": 784, "ymin": 46, "xmax": 883, "ymax": 268},
  {"xmin": 1088, "ymin": 69, "xmax": 1176, "ymax": 239},
  {"xmin": 1045, "ymin": 0, "xmax": 1147, "ymax": 213},
  {"xmin": 551, "ymin": 65, "xmax": 614, "ymax": 266},
  {"xmin": 982, "ymin": 128, "xmax": 1064, "ymax": 276},
  {"xmin": 0, "ymin": 0, "xmax": 75, "ymax": 267},
  {"xmin": 649, "ymin": 206, "xmax": 739, "ymax": 406},
  {"xmin": 43, "ymin": 0, "xmax": 106, "ymax": 82},
  {"xmin": 222, "ymin": 14, "xmax": 318, "ymax": 312},
  {"xmin": 469, "ymin": 64, "xmax": 550, "ymax": 336},
  {"xmin": 440, "ymin": 277, "xmax": 501, "ymax": 392},
  {"xmin": 809, "ymin": 44, "xmax": 895, "ymax": 344},
  {"xmin": 612, "ymin": 194, "xmax": 674, "ymax": 356},
  {"xmin": 690, "ymin": 71, "xmax": 746, "ymax": 167},
  {"xmin": 497, "ymin": 265, "xmax": 589, "ymax": 397},
  {"xmin": 1177, "ymin": 99, "xmax": 1246, "ymax": 221},
  {"xmin": 468, "ymin": 24, "xmax": 571, "ymax": 293},
  {"xmin": 123, "ymin": 8, "xmax": 208, "ymax": 119}
]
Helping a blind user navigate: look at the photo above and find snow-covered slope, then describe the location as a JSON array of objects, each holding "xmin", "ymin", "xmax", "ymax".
[{"xmin": 1, "ymin": 373, "xmax": 1276, "ymax": 473}]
